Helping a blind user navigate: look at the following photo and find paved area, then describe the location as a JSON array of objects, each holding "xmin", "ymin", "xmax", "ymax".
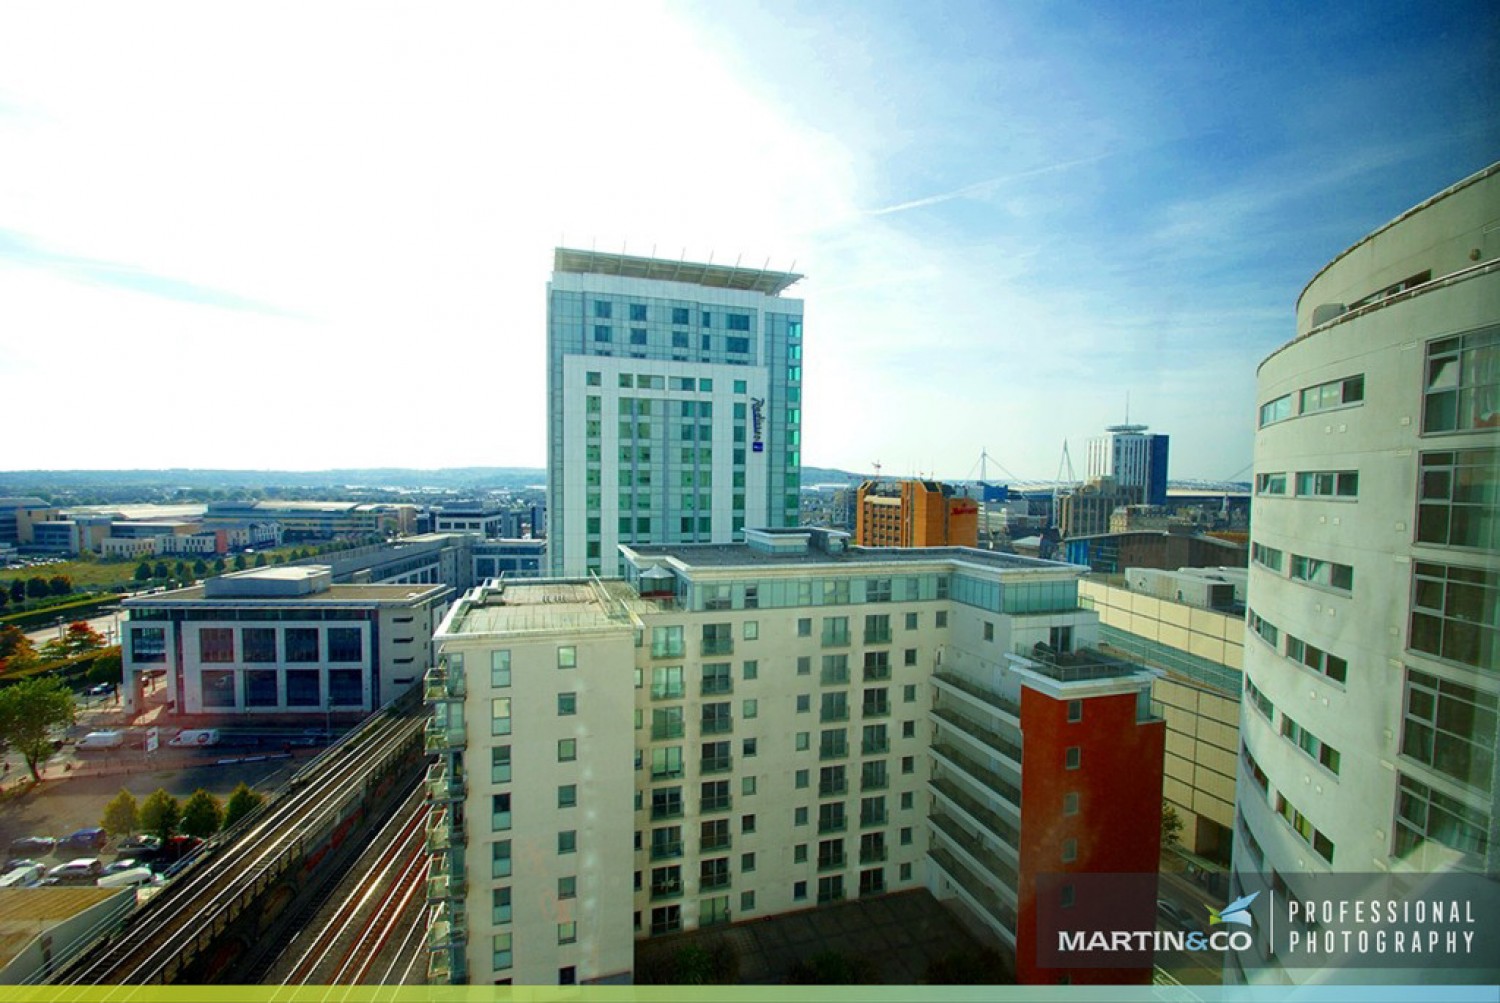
[{"xmin": 637, "ymin": 890, "xmax": 1007, "ymax": 984}]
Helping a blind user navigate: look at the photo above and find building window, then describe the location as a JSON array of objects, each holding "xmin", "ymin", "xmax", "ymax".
[
  {"xmin": 558, "ymin": 784, "xmax": 578, "ymax": 809},
  {"xmin": 558, "ymin": 738, "xmax": 577, "ymax": 762},
  {"xmin": 742, "ymin": 812, "xmax": 756, "ymax": 832},
  {"xmin": 1281, "ymin": 714, "xmax": 1342, "ymax": 774},
  {"xmin": 492, "ymin": 840, "xmax": 511, "ymax": 878},
  {"xmin": 1400, "ymin": 668, "xmax": 1497, "ymax": 789},
  {"xmin": 492, "ymin": 745, "xmax": 511, "ymax": 783},
  {"xmin": 1259, "ymin": 394, "xmax": 1293, "ymax": 427},
  {"xmin": 558, "ymin": 692, "xmax": 577, "ymax": 715},
  {"xmin": 1284, "ymin": 634, "xmax": 1348, "ymax": 684},
  {"xmin": 651, "ymin": 665, "xmax": 684, "ymax": 700},
  {"xmin": 1249, "ymin": 608, "xmax": 1280, "ymax": 648},
  {"xmin": 935, "ymin": 611, "xmax": 948, "ymax": 628},
  {"xmin": 793, "ymin": 880, "xmax": 808, "ymax": 901},
  {"xmin": 492, "ymin": 697, "xmax": 512, "ymax": 736},
  {"xmin": 1418, "ymin": 449, "xmax": 1500, "ymax": 551},
  {"xmin": 652, "ymin": 787, "xmax": 683, "ymax": 821},
  {"xmin": 1410, "ymin": 561, "xmax": 1498, "ymax": 668},
  {"xmin": 492, "ymin": 933, "xmax": 512, "ymax": 972},
  {"xmin": 1275, "ymin": 792, "xmax": 1335, "ymax": 863},
  {"xmin": 558, "ymin": 921, "xmax": 577, "ymax": 945},
  {"xmin": 1064, "ymin": 792, "xmax": 1080, "ymax": 816},
  {"xmin": 594, "ymin": 300, "xmax": 612, "ymax": 319},
  {"xmin": 558, "ymin": 876, "xmax": 576, "ymax": 899},
  {"xmin": 493, "ymin": 887, "xmax": 512, "ymax": 924},
  {"xmin": 491, "ymin": 650, "xmax": 511, "ymax": 688},
  {"xmin": 1255, "ymin": 472, "xmax": 1288, "ymax": 495},
  {"xmin": 1245, "ymin": 677, "xmax": 1274, "ymax": 721},
  {"xmin": 796, "ymin": 768, "xmax": 809, "ymax": 789},
  {"xmin": 284, "ymin": 627, "xmax": 319, "ymax": 663},
  {"xmin": 1290, "ymin": 553, "xmax": 1354, "ymax": 592},
  {"xmin": 1062, "ymin": 838, "xmax": 1078, "ymax": 863},
  {"xmin": 557, "ymin": 645, "xmax": 577, "ymax": 669},
  {"xmin": 1423, "ymin": 328, "xmax": 1499, "ymax": 433},
  {"xmin": 901, "ymin": 755, "xmax": 914, "ymax": 774},
  {"xmin": 1252, "ymin": 543, "xmax": 1285, "ymax": 572},
  {"xmin": 594, "ymin": 324, "xmax": 612, "ymax": 342},
  {"xmin": 652, "ymin": 626, "xmax": 685, "ymax": 659},
  {"xmin": 650, "ymin": 904, "xmax": 682, "ymax": 935},
  {"xmin": 1067, "ymin": 699, "xmax": 1083, "ymax": 723},
  {"xmin": 1296, "ymin": 470, "xmax": 1359, "ymax": 498},
  {"xmin": 1065, "ymin": 746, "xmax": 1081, "ymax": 770},
  {"xmin": 1394, "ymin": 772, "xmax": 1490, "ymax": 860},
  {"xmin": 821, "ymin": 617, "xmax": 850, "ymax": 647},
  {"xmin": 743, "ymin": 698, "xmax": 758, "ymax": 719},
  {"xmin": 1300, "ymin": 374, "xmax": 1365, "ymax": 414},
  {"xmin": 558, "ymin": 830, "xmax": 577, "ymax": 854}
]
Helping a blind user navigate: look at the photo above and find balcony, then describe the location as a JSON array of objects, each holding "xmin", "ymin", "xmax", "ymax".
[
  {"xmin": 651, "ymin": 878, "xmax": 684, "ymax": 901},
  {"xmin": 818, "ymin": 816, "xmax": 847, "ymax": 835},
  {"xmin": 701, "ymin": 677, "xmax": 733, "ymax": 697},
  {"xmin": 818, "ymin": 741, "xmax": 848, "ymax": 761},
  {"xmin": 652, "ymin": 642, "xmax": 685, "ymax": 660},
  {"xmin": 820, "ymin": 707, "xmax": 849, "ymax": 723},
  {"xmin": 424, "ymin": 664, "xmax": 466, "ymax": 702},
  {"xmin": 932, "ymin": 671, "xmax": 1021, "ymax": 721},
  {"xmin": 818, "ymin": 888, "xmax": 846, "ymax": 905},
  {"xmin": 700, "ymin": 756, "xmax": 733, "ymax": 775},
  {"xmin": 1011, "ymin": 643, "xmax": 1145, "ymax": 684},
  {"xmin": 929, "ymin": 847, "xmax": 1017, "ymax": 944},
  {"xmin": 428, "ymin": 900, "xmax": 467, "ymax": 951},
  {"xmin": 864, "ymin": 628, "xmax": 892, "ymax": 646},
  {"xmin": 929, "ymin": 777, "xmax": 1021, "ymax": 852},
  {"xmin": 861, "ymin": 698, "xmax": 890, "ymax": 718},
  {"xmin": 820, "ymin": 668, "xmax": 850, "ymax": 686},
  {"xmin": 930, "ymin": 706, "xmax": 1023, "ymax": 767},
  {"xmin": 427, "ymin": 857, "xmax": 464, "ymax": 902},
  {"xmin": 860, "ymin": 769, "xmax": 888, "ymax": 792},
  {"xmin": 700, "ymin": 794, "xmax": 732, "ymax": 815},
  {"xmin": 700, "ymin": 871, "xmax": 731, "ymax": 892},
  {"xmin": 860, "ymin": 809, "xmax": 888, "ymax": 829},
  {"xmin": 702, "ymin": 638, "xmax": 734, "ymax": 657},
  {"xmin": 650, "ymin": 683, "xmax": 685, "ymax": 701},
  {"xmin": 700, "ymin": 833, "xmax": 732, "ymax": 853},
  {"xmin": 424, "ymin": 718, "xmax": 466, "ymax": 754},
  {"xmin": 652, "ymin": 721, "xmax": 685, "ymax": 741},
  {"xmin": 425, "ymin": 809, "xmax": 465, "ymax": 854},
  {"xmin": 817, "ymin": 853, "xmax": 846, "ymax": 872},
  {"xmin": 818, "ymin": 778, "xmax": 848, "ymax": 797},
  {"xmin": 700, "ymin": 717, "xmax": 733, "ymax": 736},
  {"xmin": 860, "ymin": 844, "xmax": 888, "ymax": 864},
  {"xmin": 930, "ymin": 743, "xmax": 1021, "ymax": 810},
  {"xmin": 651, "ymin": 840, "xmax": 683, "ymax": 860},
  {"xmin": 928, "ymin": 811, "xmax": 1019, "ymax": 889},
  {"xmin": 861, "ymin": 737, "xmax": 890, "ymax": 756},
  {"xmin": 651, "ymin": 802, "xmax": 684, "ymax": 821},
  {"xmin": 821, "ymin": 630, "xmax": 850, "ymax": 649},
  {"xmin": 425, "ymin": 760, "xmax": 465, "ymax": 802},
  {"xmin": 427, "ymin": 945, "xmax": 466, "ymax": 985}
]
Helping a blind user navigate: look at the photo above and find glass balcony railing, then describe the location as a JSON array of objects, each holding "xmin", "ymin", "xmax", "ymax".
[
  {"xmin": 861, "ymin": 737, "xmax": 890, "ymax": 756},
  {"xmin": 425, "ymin": 760, "xmax": 465, "ymax": 801},
  {"xmin": 929, "ymin": 777, "xmax": 1021, "ymax": 851},
  {"xmin": 931, "ymin": 743, "xmax": 1022, "ymax": 809},
  {"xmin": 427, "ymin": 857, "xmax": 464, "ymax": 902},
  {"xmin": 860, "ymin": 844, "xmax": 888, "ymax": 863},
  {"xmin": 424, "ymin": 719, "xmax": 466, "ymax": 753},
  {"xmin": 818, "ymin": 778, "xmax": 848, "ymax": 797},
  {"xmin": 428, "ymin": 900, "xmax": 467, "ymax": 950},
  {"xmin": 425, "ymin": 809, "xmax": 465, "ymax": 853},
  {"xmin": 423, "ymin": 664, "xmax": 466, "ymax": 702},
  {"xmin": 930, "ymin": 706, "xmax": 1023, "ymax": 765},
  {"xmin": 700, "ymin": 832, "xmax": 732, "ymax": 853},
  {"xmin": 860, "ymin": 809, "xmax": 888, "ymax": 829},
  {"xmin": 818, "ymin": 816, "xmax": 847, "ymax": 834},
  {"xmin": 427, "ymin": 946, "xmax": 466, "ymax": 984},
  {"xmin": 861, "ymin": 699, "xmax": 890, "ymax": 718},
  {"xmin": 819, "ymin": 741, "xmax": 848, "ymax": 761},
  {"xmin": 932, "ymin": 671, "xmax": 1021, "ymax": 720},
  {"xmin": 651, "ymin": 840, "xmax": 683, "ymax": 860},
  {"xmin": 929, "ymin": 847, "xmax": 1017, "ymax": 936},
  {"xmin": 702, "ymin": 638, "xmax": 734, "ymax": 656},
  {"xmin": 817, "ymin": 853, "xmax": 846, "ymax": 872},
  {"xmin": 929, "ymin": 811, "xmax": 1019, "ymax": 889},
  {"xmin": 700, "ymin": 756, "xmax": 733, "ymax": 775}
]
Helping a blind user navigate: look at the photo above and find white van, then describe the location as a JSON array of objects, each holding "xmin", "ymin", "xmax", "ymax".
[
  {"xmin": 0, "ymin": 864, "xmax": 46, "ymax": 888},
  {"xmin": 77, "ymin": 731, "xmax": 125, "ymax": 752},
  {"xmin": 168, "ymin": 729, "xmax": 221, "ymax": 748},
  {"xmin": 97, "ymin": 866, "xmax": 157, "ymax": 888}
]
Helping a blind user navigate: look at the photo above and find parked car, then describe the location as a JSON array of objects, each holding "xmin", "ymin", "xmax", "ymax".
[
  {"xmin": 97, "ymin": 866, "xmax": 157, "ymax": 889},
  {"xmin": 87, "ymin": 683, "xmax": 113, "ymax": 696},
  {"xmin": 1157, "ymin": 898, "xmax": 1201, "ymax": 931},
  {"xmin": 46, "ymin": 858, "xmax": 104, "ymax": 883},
  {"xmin": 101, "ymin": 858, "xmax": 150, "ymax": 877},
  {"xmin": 61, "ymin": 828, "xmax": 109, "ymax": 853},
  {"xmin": 116, "ymin": 834, "xmax": 161, "ymax": 855},
  {"xmin": 77, "ymin": 731, "xmax": 125, "ymax": 752},
  {"xmin": 161, "ymin": 835, "xmax": 204, "ymax": 863},
  {"xmin": 7, "ymin": 836, "xmax": 57, "ymax": 858},
  {"xmin": 0, "ymin": 863, "xmax": 46, "ymax": 888}
]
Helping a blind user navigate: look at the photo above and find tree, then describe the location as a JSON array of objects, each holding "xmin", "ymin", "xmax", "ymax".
[
  {"xmin": 0, "ymin": 590, "xmax": 8, "ymax": 611},
  {"xmin": 180, "ymin": 788, "xmax": 223, "ymax": 837},
  {"xmin": 233, "ymin": 554, "xmax": 247, "ymax": 571},
  {"xmin": 8, "ymin": 580, "xmax": 25, "ymax": 604},
  {"xmin": 1162, "ymin": 803, "xmax": 1184, "ymax": 849},
  {"xmin": 26, "ymin": 577, "xmax": 49, "ymax": 599},
  {"xmin": 102, "ymin": 789, "xmax": 139, "ymax": 837},
  {"xmin": 64, "ymin": 621, "xmax": 106, "ymax": 654},
  {"xmin": 0, "ymin": 676, "xmax": 76, "ymax": 780},
  {"xmin": 86, "ymin": 649, "xmax": 123, "ymax": 688},
  {"xmin": 0, "ymin": 624, "xmax": 35, "ymax": 663},
  {"xmin": 223, "ymin": 781, "xmax": 266, "ymax": 828},
  {"xmin": 192, "ymin": 559, "xmax": 208, "ymax": 577},
  {"xmin": 140, "ymin": 788, "xmax": 182, "ymax": 840},
  {"xmin": 173, "ymin": 561, "xmax": 188, "ymax": 580},
  {"xmin": 153, "ymin": 561, "xmax": 169, "ymax": 580},
  {"xmin": 213, "ymin": 558, "xmax": 226, "ymax": 574},
  {"xmin": 48, "ymin": 576, "xmax": 72, "ymax": 597},
  {"xmin": 134, "ymin": 562, "xmax": 153, "ymax": 582},
  {"xmin": 253, "ymin": 553, "xmax": 267, "ymax": 568}
]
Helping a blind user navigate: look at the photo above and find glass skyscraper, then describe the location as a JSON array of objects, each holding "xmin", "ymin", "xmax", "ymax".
[{"xmin": 546, "ymin": 249, "xmax": 805, "ymax": 577}]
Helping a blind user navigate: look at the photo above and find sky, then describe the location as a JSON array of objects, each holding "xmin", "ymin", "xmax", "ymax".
[{"xmin": 0, "ymin": 1, "xmax": 1494, "ymax": 481}]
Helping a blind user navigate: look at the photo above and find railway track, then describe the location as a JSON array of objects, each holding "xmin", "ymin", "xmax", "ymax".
[
  {"xmin": 46, "ymin": 706, "xmax": 423, "ymax": 986},
  {"xmin": 275, "ymin": 786, "xmax": 431, "ymax": 985}
]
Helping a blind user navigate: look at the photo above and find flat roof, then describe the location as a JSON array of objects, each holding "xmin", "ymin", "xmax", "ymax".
[
  {"xmin": 624, "ymin": 542, "xmax": 1079, "ymax": 573},
  {"xmin": 553, "ymin": 247, "xmax": 803, "ymax": 297},
  {"xmin": 446, "ymin": 579, "xmax": 652, "ymax": 637},
  {"xmin": 0, "ymin": 886, "xmax": 126, "ymax": 971},
  {"xmin": 124, "ymin": 582, "xmax": 449, "ymax": 606}
]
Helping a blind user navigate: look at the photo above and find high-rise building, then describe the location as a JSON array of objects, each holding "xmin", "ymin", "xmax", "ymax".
[
  {"xmin": 1086, "ymin": 424, "xmax": 1169, "ymax": 507},
  {"xmin": 545, "ymin": 249, "xmax": 806, "ymax": 577},
  {"xmin": 423, "ymin": 528, "xmax": 1165, "ymax": 985},
  {"xmin": 854, "ymin": 479, "xmax": 979, "ymax": 548},
  {"xmin": 1232, "ymin": 163, "xmax": 1499, "ymax": 985}
]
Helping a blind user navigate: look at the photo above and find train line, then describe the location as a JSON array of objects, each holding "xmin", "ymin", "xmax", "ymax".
[
  {"xmin": 47, "ymin": 705, "xmax": 424, "ymax": 986},
  {"xmin": 274, "ymin": 786, "xmax": 431, "ymax": 985}
]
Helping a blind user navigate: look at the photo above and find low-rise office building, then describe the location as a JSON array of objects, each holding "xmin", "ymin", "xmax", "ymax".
[
  {"xmin": 424, "ymin": 529, "xmax": 1164, "ymax": 985},
  {"xmin": 121, "ymin": 566, "xmax": 452, "ymax": 718}
]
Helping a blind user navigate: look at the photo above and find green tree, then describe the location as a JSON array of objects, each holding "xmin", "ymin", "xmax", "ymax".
[
  {"xmin": 102, "ymin": 789, "xmax": 139, "ymax": 837},
  {"xmin": 26, "ymin": 577, "xmax": 49, "ymax": 599},
  {"xmin": 1162, "ymin": 803, "xmax": 1184, "ymax": 849},
  {"xmin": 223, "ymin": 781, "xmax": 266, "ymax": 828},
  {"xmin": 213, "ymin": 558, "xmax": 226, "ymax": 574},
  {"xmin": 173, "ymin": 561, "xmax": 188, "ymax": 580},
  {"xmin": 134, "ymin": 562, "xmax": 153, "ymax": 582},
  {"xmin": 8, "ymin": 580, "xmax": 25, "ymax": 604},
  {"xmin": 140, "ymin": 788, "xmax": 182, "ymax": 840},
  {"xmin": 152, "ymin": 561, "xmax": 169, "ymax": 580},
  {"xmin": 192, "ymin": 559, "xmax": 208, "ymax": 577},
  {"xmin": 48, "ymin": 575, "xmax": 72, "ymax": 597},
  {"xmin": 0, "ymin": 676, "xmax": 76, "ymax": 781},
  {"xmin": 0, "ymin": 589, "xmax": 8, "ymax": 611},
  {"xmin": 233, "ymin": 554, "xmax": 247, "ymax": 571},
  {"xmin": 86, "ymin": 649, "xmax": 123, "ymax": 688},
  {"xmin": 253, "ymin": 553, "xmax": 268, "ymax": 568},
  {"xmin": 180, "ymin": 788, "xmax": 224, "ymax": 837}
]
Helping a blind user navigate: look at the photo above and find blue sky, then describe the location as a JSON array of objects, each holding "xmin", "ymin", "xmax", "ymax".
[{"xmin": 0, "ymin": 1, "xmax": 1493, "ymax": 480}]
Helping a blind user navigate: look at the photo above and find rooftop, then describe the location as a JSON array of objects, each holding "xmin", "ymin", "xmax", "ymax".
[
  {"xmin": 443, "ymin": 578, "xmax": 652, "ymax": 638},
  {"xmin": 553, "ymin": 247, "xmax": 803, "ymax": 297},
  {"xmin": 0, "ymin": 886, "xmax": 127, "ymax": 971},
  {"xmin": 124, "ymin": 580, "xmax": 449, "ymax": 606},
  {"xmin": 623, "ymin": 540, "xmax": 1080, "ymax": 574}
]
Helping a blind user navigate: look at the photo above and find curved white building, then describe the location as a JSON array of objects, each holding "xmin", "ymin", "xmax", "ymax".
[{"xmin": 1234, "ymin": 164, "xmax": 1499, "ymax": 983}]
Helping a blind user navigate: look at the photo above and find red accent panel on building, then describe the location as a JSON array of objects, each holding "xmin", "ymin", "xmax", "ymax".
[{"xmin": 1015, "ymin": 685, "xmax": 1165, "ymax": 985}]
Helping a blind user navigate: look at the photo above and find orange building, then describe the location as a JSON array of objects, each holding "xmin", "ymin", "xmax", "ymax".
[{"xmin": 854, "ymin": 479, "xmax": 979, "ymax": 548}]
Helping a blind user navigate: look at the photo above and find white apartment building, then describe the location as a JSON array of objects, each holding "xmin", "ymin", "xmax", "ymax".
[
  {"xmin": 546, "ymin": 249, "xmax": 805, "ymax": 578},
  {"xmin": 1086, "ymin": 424, "xmax": 1170, "ymax": 508},
  {"xmin": 424, "ymin": 529, "xmax": 1165, "ymax": 985},
  {"xmin": 1233, "ymin": 163, "xmax": 1499, "ymax": 984}
]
